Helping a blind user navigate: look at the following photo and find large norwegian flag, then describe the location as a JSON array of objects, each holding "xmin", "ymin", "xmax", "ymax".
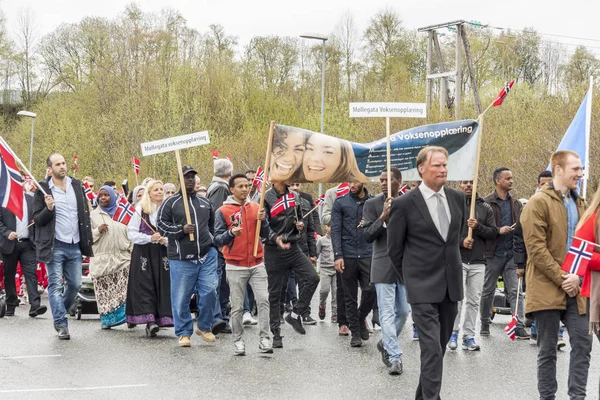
[
  {"xmin": 0, "ymin": 142, "xmax": 24, "ymax": 219},
  {"xmin": 113, "ymin": 196, "xmax": 136, "ymax": 225},
  {"xmin": 253, "ymin": 167, "xmax": 269, "ymax": 192},
  {"xmin": 132, "ymin": 157, "xmax": 140, "ymax": 176},
  {"xmin": 270, "ymin": 193, "xmax": 296, "ymax": 217},
  {"xmin": 83, "ymin": 181, "xmax": 96, "ymax": 201},
  {"xmin": 504, "ymin": 316, "xmax": 517, "ymax": 341},
  {"xmin": 492, "ymin": 80, "xmax": 515, "ymax": 107},
  {"xmin": 314, "ymin": 194, "xmax": 325, "ymax": 206},
  {"xmin": 561, "ymin": 238, "xmax": 594, "ymax": 277},
  {"xmin": 336, "ymin": 182, "xmax": 350, "ymax": 198}
]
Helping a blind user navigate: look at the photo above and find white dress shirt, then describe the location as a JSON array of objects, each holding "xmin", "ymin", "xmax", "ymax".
[
  {"xmin": 16, "ymin": 195, "xmax": 29, "ymax": 239},
  {"xmin": 418, "ymin": 182, "xmax": 451, "ymax": 239}
]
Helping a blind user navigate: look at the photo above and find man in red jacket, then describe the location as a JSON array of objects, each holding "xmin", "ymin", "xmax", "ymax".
[{"xmin": 214, "ymin": 174, "xmax": 272, "ymax": 356}]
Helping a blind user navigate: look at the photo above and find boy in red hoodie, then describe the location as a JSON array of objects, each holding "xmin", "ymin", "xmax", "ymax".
[{"xmin": 214, "ymin": 174, "xmax": 272, "ymax": 356}]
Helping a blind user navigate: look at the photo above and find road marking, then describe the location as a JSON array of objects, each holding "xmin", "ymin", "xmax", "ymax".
[
  {"xmin": 0, "ymin": 384, "xmax": 148, "ymax": 393},
  {"xmin": 0, "ymin": 354, "xmax": 62, "ymax": 360}
]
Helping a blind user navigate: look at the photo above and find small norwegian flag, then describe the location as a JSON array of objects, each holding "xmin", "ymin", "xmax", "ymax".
[
  {"xmin": 132, "ymin": 157, "xmax": 140, "ymax": 176},
  {"xmin": 399, "ymin": 184, "xmax": 408, "ymax": 195},
  {"xmin": 253, "ymin": 167, "xmax": 269, "ymax": 192},
  {"xmin": 113, "ymin": 196, "xmax": 136, "ymax": 225},
  {"xmin": 0, "ymin": 142, "xmax": 24, "ymax": 219},
  {"xmin": 73, "ymin": 155, "xmax": 79, "ymax": 172},
  {"xmin": 492, "ymin": 80, "xmax": 515, "ymax": 107},
  {"xmin": 504, "ymin": 316, "xmax": 517, "ymax": 341},
  {"xmin": 561, "ymin": 238, "xmax": 594, "ymax": 277},
  {"xmin": 83, "ymin": 181, "xmax": 96, "ymax": 201},
  {"xmin": 314, "ymin": 194, "xmax": 325, "ymax": 206},
  {"xmin": 270, "ymin": 193, "xmax": 296, "ymax": 217},
  {"xmin": 212, "ymin": 150, "xmax": 219, "ymax": 160},
  {"xmin": 336, "ymin": 182, "xmax": 350, "ymax": 198}
]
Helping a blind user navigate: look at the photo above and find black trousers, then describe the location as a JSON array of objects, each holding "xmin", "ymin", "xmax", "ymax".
[
  {"xmin": 340, "ymin": 257, "xmax": 376, "ymax": 337},
  {"xmin": 336, "ymin": 271, "xmax": 348, "ymax": 326},
  {"xmin": 2, "ymin": 240, "xmax": 40, "ymax": 309},
  {"xmin": 411, "ymin": 293, "xmax": 458, "ymax": 400},
  {"xmin": 264, "ymin": 244, "xmax": 319, "ymax": 334}
]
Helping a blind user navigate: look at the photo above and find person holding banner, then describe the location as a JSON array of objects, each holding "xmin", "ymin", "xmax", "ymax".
[
  {"xmin": 263, "ymin": 181, "xmax": 319, "ymax": 348},
  {"xmin": 521, "ymin": 150, "xmax": 592, "ymax": 400},
  {"xmin": 33, "ymin": 153, "xmax": 93, "ymax": 340},
  {"xmin": 387, "ymin": 146, "xmax": 466, "ymax": 400},
  {"xmin": 126, "ymin": 180, "xmax": 172, "ymax": 336},
  {"xmin": 157, "ymin": 166, "xmax": 219, "ymax": 348},
  {"xmin": 213, "ymin": 174, "xmax": 272, "ymax": 355}
]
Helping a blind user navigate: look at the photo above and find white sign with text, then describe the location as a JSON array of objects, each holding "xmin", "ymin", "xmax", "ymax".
[
  {"xmin": 349, "ymin": 102, "xmax": 427, "ymax": 118},
  {"xmin": 141, "ymin": 131, "xmax": 210, "ymax": 156}
]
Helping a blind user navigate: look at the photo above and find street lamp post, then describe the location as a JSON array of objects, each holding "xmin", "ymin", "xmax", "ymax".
[
  {"xmin": 300, "ymin": 33, "xmax": 328, "ymax": 198},
  {"xmin": 17, "ymin": 110, "xmax": 36, "ymax": 171}
]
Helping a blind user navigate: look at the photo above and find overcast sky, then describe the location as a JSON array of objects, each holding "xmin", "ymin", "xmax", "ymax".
[{"xmin": 2, "ymin": 0, "xmax": 600, "ymax": 56}]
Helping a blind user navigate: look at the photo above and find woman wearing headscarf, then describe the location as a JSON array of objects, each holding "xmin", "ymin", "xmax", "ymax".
[
  {"xmin": 90, "ymin": 185, "xmax": 132, "ymax": 329},
  {"xmin": 128, "ymin": 185, "xmax": 146, "ymax": 206},
  {"xmin": 163, "ymin": 183, "xmax": 176, "ymax": 199},
  {"xmin": 126, "ymin": 180, "xmax": 172, "ymax": 337}
]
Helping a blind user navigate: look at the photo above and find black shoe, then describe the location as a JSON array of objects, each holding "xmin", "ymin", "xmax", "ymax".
[
  {"xmin": 5, "ymin": 307, "xmax": 15, "ymax": 317},
  {"xmin": 377, "ymin": 339, "xmax": 392, "ymax": 367},
  {"xmin": 359, "ymin": 320, "xmax": 370, "ymax": 341},
  {"xmin": 350, "ymin": 335, "xmax": 362, "ymax": 347},
  {"xmin": 318, "ymin": 305, "xmax": 326, "ymax": 320},
  {"xmin": 372, "ymin": 309, "xmax": 380, "ymax": 327},
  {"xmin": 480, "ymin": 324, "xmax": 490, "ymax": 336},
  {"xmin": 146, "ymin": 322, "xmax": 159, "ymax": 337},
  {"xmin": 284, "ymin": 313, "xmax": 306, "ymax": 335},
  {"xmin": 221, "ymin": 323, "xmax": 232, "ymax": 334},
  {"xmin": 301, "ymin": 315, "xmax": 317, "ymax": 325},
  {"xmin": 127, "ymin": 323, "xmax": 137, "ymax": 329},
  {"xmin": 515, "ymin": 327, "xmax": 530, "ymax": 340},
  {"xmin": 29, "ymin": 305, "xmax": 47, "ymax": 317},
  {"xmin": 57, "ymin": 326, "xmax": 70, "ymax": 340},
  {"xmin": 272, "ymin": 335, "xmax": 283, "ymax": 348},
  {"xmin": 389, "ymin": 360, "xmax": 403, "ymax": 375},
  {"xmin": 211, "ymin": 320, "xmax": 226, "ymax": 334}
]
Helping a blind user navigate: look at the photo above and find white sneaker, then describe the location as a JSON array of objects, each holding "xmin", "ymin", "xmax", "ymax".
[
  {"xmin": 259, "ymin": 337, "xmax": 273, "ymax": 354},
  {"xmin": 243, "ymin": 312, "xmax": 258, "ymax": 326},
  {"xmin": 234, "ymin": 340, "xmax": 245, "ymax": 356}
]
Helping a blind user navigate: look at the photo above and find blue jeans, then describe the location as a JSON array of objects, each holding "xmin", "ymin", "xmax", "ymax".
[
  {"xmin": 375, "ymin": 280, "xmax": 410, "ymax": 362},
  {"xmin": 170, "ymin": 248, "xmax": 218, "ymax": 336},
  {"xmin": 46, "ymin": 241, "xmax": 82, "ymax": 327}
]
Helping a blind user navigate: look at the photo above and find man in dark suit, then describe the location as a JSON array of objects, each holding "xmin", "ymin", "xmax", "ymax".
[
  {"xmin": 364, "ymin": 167, "xmax": 410, "ymax": 375},
  {"xmin": 0, "ymin": 191, "xmax": 46, "ymax": 317},
  {"xmin": 387, "ymin": 146, "xmax": 466, "ymax": 400}
]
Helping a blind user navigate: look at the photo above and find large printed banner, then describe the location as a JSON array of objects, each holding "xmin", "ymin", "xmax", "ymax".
[{"xmin": 270, "ymin": 120, "xmax": 479, "ymax": 184}]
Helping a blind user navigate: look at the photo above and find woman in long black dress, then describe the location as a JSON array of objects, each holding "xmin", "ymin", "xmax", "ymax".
[{"xmin": 126, "ymin": 180, "xmax": 172, "ymax": 337}]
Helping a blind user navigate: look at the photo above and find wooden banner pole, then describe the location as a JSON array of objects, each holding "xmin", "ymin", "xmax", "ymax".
[
  {"xmin": 253, "ymin": 121, "xmax": 275, "ymax": 257},
  {"xmin": 175, "ymin": 149, "xmax": 194, "ymax": 241},
  {"xmin": 467, "ymin": 115, "xmax": 483, "ymax": 241}
]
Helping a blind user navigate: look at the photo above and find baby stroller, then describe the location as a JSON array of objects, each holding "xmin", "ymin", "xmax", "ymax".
[
  {"xmin": 491, "ymin": 276, "xmax": 513, "ymax": 320},
  {"xmin": 69, "ymin": 259, "xmax": 98, "ymax": 320}
]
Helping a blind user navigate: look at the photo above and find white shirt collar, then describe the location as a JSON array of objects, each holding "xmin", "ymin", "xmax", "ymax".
[
  {"xmin": 418, "ymin": 182, "xmax": 445, "ymax": 200},
  {"xmin": 48, "ymin": 176, "xmax": 72, "ymax": 190}
]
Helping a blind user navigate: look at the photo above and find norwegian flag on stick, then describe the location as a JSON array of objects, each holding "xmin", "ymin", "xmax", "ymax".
[
  {"xmin": 314, "ymin": 194, "xmax": 325, "ymax": 206},
  {"xmin": 270, "ymin": 193, "xmax": 296, "ymax": 217},
  {"xmin": 83, "ymin": 181, "xmax": 96, "ymax": 201},
  {"xmin": 113, "ymin": 196, "xmax": 136, "ymax": 225},
  {"xmin": 504, "ymin": 316, "xmax": 517, "ymax": 341},
  {"xmin": 253, "ymin": 167, "xmax": 269, "ymax": 192},
  {"xmin": 73, "ymin": 155, "xmax": 79, "ymax": 172},
  {"xmin": 561, "ymin": 237, "xmax": 594, "ymax": 277},
  {"xmin": 0, "ymin": 141, "xmax": 24, "ymax": 219},
  {"xmin": 336, "ymin": 182, "xmax": 350, "ymax": 198},
  {"xmin": 492, "ymin": 80, "xmax": 515, "ymax": 107},
  {"xmin": 132, "ymin": 157, "xmax": 140, "ymax": 176},
  {"xmin": 212, "ymin": 150, "xmax": 219, "ymax": 160}
]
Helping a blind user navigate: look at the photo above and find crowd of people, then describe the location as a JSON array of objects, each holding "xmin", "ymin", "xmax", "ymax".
[{"xmin": 1, "ymin": 148, "xmax": 599, "ymax": 399}]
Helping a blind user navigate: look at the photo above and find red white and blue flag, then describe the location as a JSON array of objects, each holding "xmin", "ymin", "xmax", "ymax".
[
  {"xmin": 314, "ymin": 194, "xmax": 325, "ymax": 206},
  {"xmin": 83, "ymin": 181, "xmax": 96, "ymax": 201},
  {"xmin": 492, "ymin": 80, "xmax": 515, "ymax": 107},
  {"xmin": 132, "ymin": 157, "xmax": 140, "ymax": 176},
  {"xmin": 399, "ymin": 184, "xmax": 408, "ymax": 195},
  {"xmin": 233, "ymin": 210, "xmax": 242, "ymax": 225},
  {"xmin": 113, "ymin": 196, "xmax": 136, "ymax": 225},
  {"xmin": 270, "ymin": 193, "xmax": 296, "ymax": 217},
  {"xmin": 0, "ymin": 142, "xmax": 24, "ymax": 219},
  {"xmin": 504, "ymin": 316, "xmax": 517, "ymax": 341},
  {"xmin": 561, "ymin": 238, "xmax": 594, "ymax": 277},
  {"xmin": 336, "ymin": 182, "xmax": 350, "ymax": 198},
  {"xmin": 253, "ymin": 167, "xmax": 269, "ymax": 192},
  {"xmin": 212, "ymin": 150, "xmax": 219, "ymax": 160}
]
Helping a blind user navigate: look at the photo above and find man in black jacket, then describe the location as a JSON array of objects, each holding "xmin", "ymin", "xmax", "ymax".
[
  {"xmin": 263, "ymin": 182, "xmax": 319, "ymax": 348},
  {"xmin": 447, "ymin": 180, "xmax": 497, "ymax": 352},
  {"xmin": 332, "ymin": 181, "xmax": 375, "ymax": 347},
  {"xmin": 0, "ymin": 191, "xmax": 46, "ymax": 317},
  {"xmin": 157, "ymin": 166, "xmax": 219, "ymax": 348},
  {"xmin": 363, "ymin": 168, "xmax": 409, "ymax": 374},
  {"xmin": 32, "ymin": 153, "xmax": 93, "ymax": 340},
  {"xmin": 387, "ymin": 146, "xmax": 466, "ymax": 400}
]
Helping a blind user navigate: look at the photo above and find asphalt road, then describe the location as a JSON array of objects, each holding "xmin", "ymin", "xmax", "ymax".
[{"xmin": 1, "ymin": 296, "xmax": 599, "ymax": 400}]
